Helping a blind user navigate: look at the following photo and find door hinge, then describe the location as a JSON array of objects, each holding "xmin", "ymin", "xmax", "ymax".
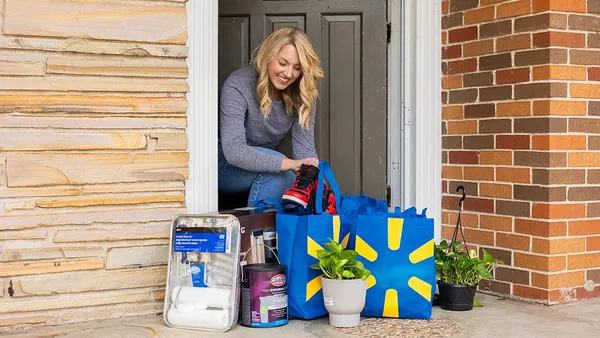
[
  {"xmin": 386, "ymin": 185, "xmax": 391, "ymax": 207},
  {"xmin": 386, "ymin": 22, "xmax": 391, "ymax": 43}
]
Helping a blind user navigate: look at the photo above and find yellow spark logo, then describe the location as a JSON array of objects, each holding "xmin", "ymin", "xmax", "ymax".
[
  {"xmin": 305, "ymin": 216, "xmax": 349, "ymax": 301},
  {"xmin": 305, "ymin": 216, "xmax": 434, "ymax": 319},
  {"xmin": 355, "ymin": 218, "xmax": 434, "ymax": 318}
]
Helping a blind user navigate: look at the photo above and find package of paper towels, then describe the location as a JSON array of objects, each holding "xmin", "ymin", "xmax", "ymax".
[{"xmin": 163, "ymin": 214, "xmax": 241, "ymax": 332}]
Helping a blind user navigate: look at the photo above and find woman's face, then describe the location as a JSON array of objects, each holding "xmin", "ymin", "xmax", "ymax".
[{"xmin": 268, "ymin": 44, "xmax": 302, "ymax": 91}]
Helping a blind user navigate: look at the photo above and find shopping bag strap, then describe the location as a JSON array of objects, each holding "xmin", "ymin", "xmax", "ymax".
[
  {"xmin": 315, "ymin": 161, "xmax": 341, "ymax": 215},
  {"xmin": 251, "ymin": 198, "xmax": 284, "ymax": 214}
]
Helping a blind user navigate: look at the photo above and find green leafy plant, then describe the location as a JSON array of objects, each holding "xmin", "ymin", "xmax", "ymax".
[
  {"xmin": 434, "ymin": 240, "xmax": 503, "ymax": 287},
  {"xmin": 310, "ymin": 239, "xmax": 371, "ymax": 280}
]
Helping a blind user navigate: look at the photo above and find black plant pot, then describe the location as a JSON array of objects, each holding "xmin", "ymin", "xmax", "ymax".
[{"xmin": 437, "ymin": 281, "xmax": 477, "ymax": 311}]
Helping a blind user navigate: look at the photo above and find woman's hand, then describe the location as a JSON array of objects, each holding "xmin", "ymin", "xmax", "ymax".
[
  {"xmin": 281, "ymin": 158, "xmax": 319, "ymax": 172},
  {"xmin": 301, "ymin": 157, "xmax": 319, "ymax": 167}
]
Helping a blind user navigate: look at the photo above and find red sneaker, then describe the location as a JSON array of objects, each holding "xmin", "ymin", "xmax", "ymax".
[
  {"xmin": 281, "ymin": 164, "xmax": 320, "ymax": 209},
  {"xmin": 323, "ymin": 186, "xmax": 337, "ymax": 214},
  {"xmin": 307, "ymin": 182, "xmax": 337, "ymax": 214}
]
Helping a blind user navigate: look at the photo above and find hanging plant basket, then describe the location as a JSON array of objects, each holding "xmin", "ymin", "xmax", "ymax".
[
  {"xmin": 437, "ymin": 281, "xmax": 477, "ymax": 311},
  {"xmin": 434, "ymin": 186, "xmax": 503, "ymax": 311}
]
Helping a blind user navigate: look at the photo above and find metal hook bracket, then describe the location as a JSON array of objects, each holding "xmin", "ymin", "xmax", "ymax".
[
  {"xmin": 450, "ymin": 185, "xmax": 469, "ymax": 253},
  {"xmin": 456, "ymin": 185, "xmax": 466, "ymax": 211}
]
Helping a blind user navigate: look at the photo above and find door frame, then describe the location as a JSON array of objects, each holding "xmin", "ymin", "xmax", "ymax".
[
  {"xmin": 186, "ymin": 0, "xmax": 442, "ymax": 240},
  {"xmin": 388, "ymin": 0, "xmax": 443, "ymax": 240},
  {"xmin": 185, "ymin": 0, "xmax": 219, "ymax": 213}
]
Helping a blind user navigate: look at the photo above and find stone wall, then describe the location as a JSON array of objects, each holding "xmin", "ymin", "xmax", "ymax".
[
  {"xmin": 442, "ymin": 0, "xmax": 600, "ymax": 304},
  {"xmin": 0, "ymin": 0, "xmax": 189, "ymax": 329}
]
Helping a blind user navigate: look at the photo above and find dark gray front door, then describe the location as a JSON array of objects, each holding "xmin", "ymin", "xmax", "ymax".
[{"xmin": 218, "ymin": 0, "xmax": 388, "ymax": 200}]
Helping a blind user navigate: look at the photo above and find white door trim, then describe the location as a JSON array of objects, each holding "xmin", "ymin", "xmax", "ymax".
[
  {"xmin": 396, "ymin": 0, "xmax": 443, "ymax": 241},
  {"xmin": 387, "ymin": 0, "xmax": 403, "ymax": 210},
  {"xmin": 186, "ymin": 0, "xmax": 442, "ymax": 235},
  {"xmin": 185, "ymin": 0, "xmax": 219, "ymax": 213}
]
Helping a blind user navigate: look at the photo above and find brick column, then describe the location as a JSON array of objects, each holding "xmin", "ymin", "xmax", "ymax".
[{"xmin": 442, "ymin": 0, "xmax": 600, "ymax": 304}]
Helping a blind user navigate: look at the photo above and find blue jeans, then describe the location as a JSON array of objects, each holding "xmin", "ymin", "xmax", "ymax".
[{"xmin": 218, "ymin": 143, "xmax": 296, "ymax": 207}]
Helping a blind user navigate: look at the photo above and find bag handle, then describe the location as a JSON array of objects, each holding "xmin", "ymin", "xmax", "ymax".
[
  {"xmin": 315, "ymin": 161, "xmax": 341, "ymax": 215},
  {"xmin": 251, "ymin": 197, "xmax": 284, "ymax": 214}
]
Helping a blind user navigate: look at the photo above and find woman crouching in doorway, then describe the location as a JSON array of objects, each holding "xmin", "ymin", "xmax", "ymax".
[{"xmin": 218, "ymin": 27, "xmax": 324, "ymax": 208}]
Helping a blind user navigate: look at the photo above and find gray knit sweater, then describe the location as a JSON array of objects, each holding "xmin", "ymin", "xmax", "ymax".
[{"xmin": 219, "ymin": 66, "xmax": 318, "ymax": 173}]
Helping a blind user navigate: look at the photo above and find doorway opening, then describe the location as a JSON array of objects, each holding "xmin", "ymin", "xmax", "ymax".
[
  {"xmin": 216, "ymin": 0, "xmax": 390, "ymax": 211},
  {"xmin": 185, "ymin": 0, "xmax": 442, "ymax": 239}
]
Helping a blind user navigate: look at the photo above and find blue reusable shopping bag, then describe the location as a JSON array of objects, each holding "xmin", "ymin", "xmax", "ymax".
[
  {"xmin": 352, "ymin": 207, "xmax": 436, "ymax": 319},
  {"xmin": 339, "ymin": 193, "xmax": 388, "ymax": 249},
  {"xmin": 273, "ymin": 161, "xmax": 351, "ymax": 320}
]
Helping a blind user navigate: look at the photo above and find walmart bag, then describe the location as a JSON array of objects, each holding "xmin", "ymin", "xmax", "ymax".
[
  {"xmin": 275, "ymin": 161, "xmax": 350, "ymax": 320},
  {"xmin": 349, "ymin": 207, "xmax": 435, "ymax": 319},
  {"xmin": 339, "ymin": 193, "xmax": 388, "ymax": 249}
]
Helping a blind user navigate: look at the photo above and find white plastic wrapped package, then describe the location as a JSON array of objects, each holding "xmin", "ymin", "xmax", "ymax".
[{"xmin": 163, "ymin": 214, "xmax": 241, "ymax": 332}]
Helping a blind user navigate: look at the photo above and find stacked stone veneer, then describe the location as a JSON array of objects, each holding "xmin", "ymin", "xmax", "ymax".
[{"xmin": 0, "ymin": 0, "xmax": 189, "ymax": 330}]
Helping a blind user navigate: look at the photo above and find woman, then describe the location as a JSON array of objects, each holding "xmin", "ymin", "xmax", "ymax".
[{"xmin": 218, "ymin": 27, "xmax": 324, "ymax": 207}]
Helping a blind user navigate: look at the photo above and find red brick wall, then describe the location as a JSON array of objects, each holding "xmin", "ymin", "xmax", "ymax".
[{"xmin": 442, "ymin": 0, "xmax": 600, "ymax": 304}]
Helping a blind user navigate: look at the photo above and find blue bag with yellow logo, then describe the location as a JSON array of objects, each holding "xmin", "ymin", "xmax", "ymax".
[
  {"xmin": 346, "ymin": 206, "xmax": 436, "ymax": 319},
  {"xmin": 275, "ymin": 161, "xmax": 351, "ymax": 320},
  {"xmin": 339, "ymin": 193, "xmax": 388, "ymax": 248}
]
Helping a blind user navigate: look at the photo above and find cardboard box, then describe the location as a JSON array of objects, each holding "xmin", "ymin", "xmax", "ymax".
[{"xmin": 218, "ymin": 206, "xmax": 279, "ymax": 266}]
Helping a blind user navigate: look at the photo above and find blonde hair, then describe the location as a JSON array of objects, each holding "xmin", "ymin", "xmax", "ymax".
[{"xmin": 252, "ymin": 27, "xmax": 324, "ymax": 129}]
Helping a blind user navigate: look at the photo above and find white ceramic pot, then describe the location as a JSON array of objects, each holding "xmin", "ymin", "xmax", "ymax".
[{"xmin": 320, "ymin": 277, "xmax": 367, "ymax": 327}]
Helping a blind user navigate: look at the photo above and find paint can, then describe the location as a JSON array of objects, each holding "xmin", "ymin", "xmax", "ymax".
[{"xmin": 240, "ymin": 263, "xmax": 288, "ymax": 328}]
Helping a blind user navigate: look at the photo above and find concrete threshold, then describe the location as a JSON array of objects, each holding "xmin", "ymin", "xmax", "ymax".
[{"xmin": 3, "ymin": 294, "xmax": 600, "ymax": 338}]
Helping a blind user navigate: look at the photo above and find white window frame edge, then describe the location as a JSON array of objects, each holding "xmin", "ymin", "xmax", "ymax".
[{"xmin": 186, "ymin": 0, "xmax": 442, "ymax": 239}]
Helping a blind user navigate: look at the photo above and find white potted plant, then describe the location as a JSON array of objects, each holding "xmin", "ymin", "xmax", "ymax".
[{"xmin": 310, "ymin": 239, "xmax": 371, "ymax": 327}]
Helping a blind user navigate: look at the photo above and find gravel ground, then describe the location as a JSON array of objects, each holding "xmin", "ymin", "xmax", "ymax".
[{"xmin": 333, "ymin": 317, "xmax": 465, "ymax": 338}]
